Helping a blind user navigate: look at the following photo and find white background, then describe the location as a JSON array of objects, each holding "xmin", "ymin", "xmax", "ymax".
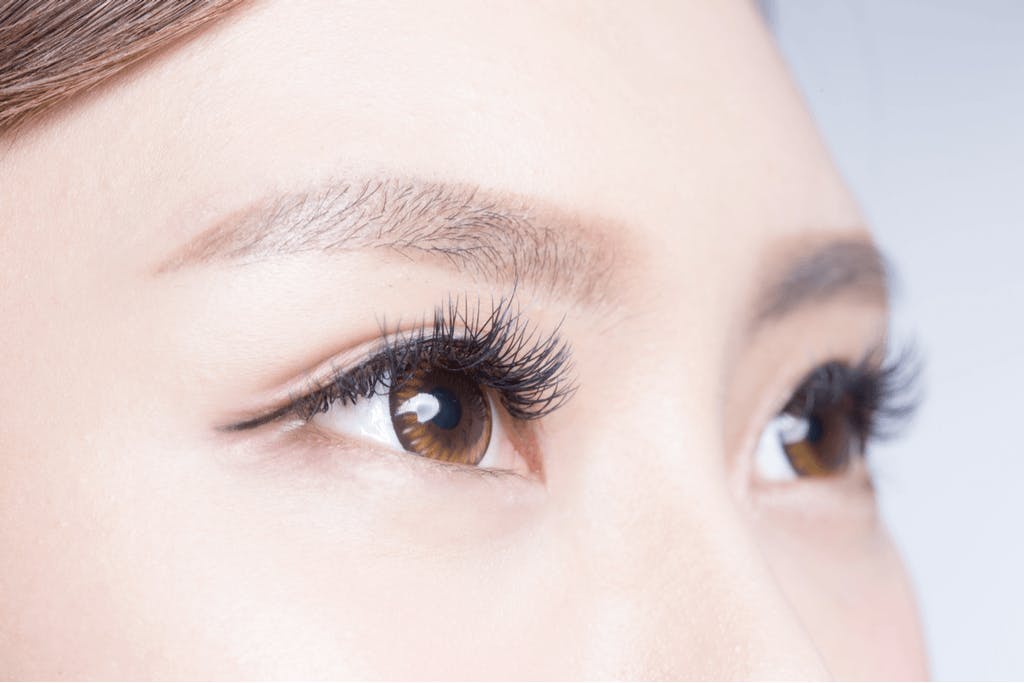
[{"xmin": 769, "ymin": 2, "xmax": 1024, "ymax": 679}]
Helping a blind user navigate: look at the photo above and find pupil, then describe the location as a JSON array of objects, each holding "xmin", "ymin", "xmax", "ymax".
[
  {"xmin": 805, "ymin": 415, "xmax": 824, "ymax": 443},
  {"xmin": 426, "ymin": 386, "xmax": 462, "ymax": 430}
]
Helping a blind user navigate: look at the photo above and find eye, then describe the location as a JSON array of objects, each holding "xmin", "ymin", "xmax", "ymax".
[
  {"xmin": 224, "ymin": 296, "xmax": 574, "ymax": 473},
  {"xmin": 389, "ymin": 365, "xmax": 493, "ymax": 464},
  {"xmin": 752, "ymin": 356, "xmax": 917, "ymax": 483},
  {"xmin": 754, "ymin": 403, "xmax": 857, "ymax": 481},
  {"xmin": 311, "ymin": 362, "xmax": 517, "ymax": 470}
]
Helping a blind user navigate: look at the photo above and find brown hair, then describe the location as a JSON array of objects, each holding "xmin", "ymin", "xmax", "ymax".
[{"xmin": 0, "ymin": 0, "xmax": 244, "ymax": 135}]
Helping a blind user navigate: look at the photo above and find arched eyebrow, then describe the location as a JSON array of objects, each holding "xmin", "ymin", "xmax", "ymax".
[
  {"xmin": 754, "ymin": 238, "xmax": 890, "ymax": 326},
  {"xmin": 156, "ymin": 177, "xmax": 618, "ymax": 305},
  {"xmin": 157, "ymin": 175, "xmax": 888, "ymax": 319}
]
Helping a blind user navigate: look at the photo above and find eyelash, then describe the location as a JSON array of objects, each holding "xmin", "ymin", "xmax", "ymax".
[
  {"xmin": 226, "ymin": 295, "xmax": 577, "ymax": 431},
  {"xmin": 225, "ymin": 294, "xmax": 920, "ymax": 471},
  {"xmin": 784, "ymin": 347, "xmax": 922, "ymax": 452}
]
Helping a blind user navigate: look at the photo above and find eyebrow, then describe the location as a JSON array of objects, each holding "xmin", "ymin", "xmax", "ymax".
[
  {"xmin": 159, "ymin": 175, "xmax": 888, "ymax": 320},
  {"xmin": 157, "ymin": 177, "xmax": 617, "ymax": 304},
  {"xmin": 754, "ymin": 238, "xmax": 889, "ymax": 325}
]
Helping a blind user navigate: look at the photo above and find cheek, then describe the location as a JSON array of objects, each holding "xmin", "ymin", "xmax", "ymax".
[
  {"xmin": 0, "ymin": 425, "xmax": 557, "ymax": 678},
  {"xmin": 0, "ymin": 434, "xmax": 359, "ymax": 678},
  {"xmin": 753, "ymin": 514, "xmax": 929, "ymax": 679}
]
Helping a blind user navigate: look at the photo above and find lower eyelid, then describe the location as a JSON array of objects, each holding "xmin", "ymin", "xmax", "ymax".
[
  {"xmin": 224, "ymin": 294, "xmax": 577, "ymax": 433},
  {"xmin": 255, "ymin": 421, "xmax": 537, "ymax": 486}
]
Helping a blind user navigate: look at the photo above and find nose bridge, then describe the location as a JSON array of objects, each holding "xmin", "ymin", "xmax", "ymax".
[{"xmin": 549, "ymin": 409, "xmax": 829, "ymax": 678}]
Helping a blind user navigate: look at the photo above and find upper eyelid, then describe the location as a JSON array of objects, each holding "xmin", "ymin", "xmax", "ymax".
[
  {"xmin": 218, "ymin": 323, "xmax": 490, "ymax": 431},
  {"xmin": 220, "ymin": 295, "xmax": 577, "ymax": 432},
  {"xmin": 218, "ymin": 340, "xmax": 392, "ymax": 432},
  {"xmin": 220, "ymin": 337, "xmax": 413, "ymax": 432},
  {"xmin": 783, "ymin": 347, "xmax": 922, "ymax": 440}
]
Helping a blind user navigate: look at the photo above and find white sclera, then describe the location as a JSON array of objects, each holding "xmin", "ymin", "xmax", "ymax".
[
  {"xmin": 310, "ymin": 375, "xmax": 507, "ymax": 468},
  {"xmin": 311, "ymin": 377, "xmax": 403, "ymax": 451},
  {"xmin": 753, "ymin": 413, "xmax": 810, "ymax": 482}
]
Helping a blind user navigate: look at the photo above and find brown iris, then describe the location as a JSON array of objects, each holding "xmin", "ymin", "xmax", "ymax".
[
  {"xmin": 780, "ymin": 400, "xmax": 857, "ymax": 477},
  {"xmin": 388, "ymin": 364, "xmax": 493, "ymax": 465}
]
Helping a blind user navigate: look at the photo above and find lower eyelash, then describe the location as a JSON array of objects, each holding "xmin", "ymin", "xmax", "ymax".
[{"xmin": 227, "ymin": 294, "xmax": 577, "ymax": 431}]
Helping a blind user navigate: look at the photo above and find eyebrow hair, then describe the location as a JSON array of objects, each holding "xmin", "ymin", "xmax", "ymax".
[
  {"xmin": 158, "ymin": 177, "xmax": 617, "ymax": 305},
  {"xmin": 754, "ymin": 238, "xmax": 889, "ymax": 325},
  {"xmin": 159, "ymin": 174, "xmax": 889, "ymax": 322}
]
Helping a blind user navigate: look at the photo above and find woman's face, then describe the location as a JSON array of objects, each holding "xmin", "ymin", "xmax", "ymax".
[{"xmin": 0, "ymin": 1, "xmax": 928, "ymax": 679}]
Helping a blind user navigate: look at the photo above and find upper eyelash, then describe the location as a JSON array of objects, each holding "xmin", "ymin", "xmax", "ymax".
[
  {"xmin": 225, "ymin": 294, "xmax": 577, "ymax": 431},
  {"xmin": 785, "ymin": 344, "xmax": 923, "ymax": 447}
]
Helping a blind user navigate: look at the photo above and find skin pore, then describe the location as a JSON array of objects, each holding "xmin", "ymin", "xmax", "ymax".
[{"xmin": 0, "ymin": 1, "xmax": 928, "ymax": 679}]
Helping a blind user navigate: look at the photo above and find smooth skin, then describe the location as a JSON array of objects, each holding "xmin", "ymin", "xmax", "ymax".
[{"xmin": 0, "ymin": 1, "xmax": 928, "ymax": 679}]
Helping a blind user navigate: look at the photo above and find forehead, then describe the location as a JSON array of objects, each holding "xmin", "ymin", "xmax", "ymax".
[{"xmin": 0, "ymin": 0, "xmax": 860, "ymax": 286}]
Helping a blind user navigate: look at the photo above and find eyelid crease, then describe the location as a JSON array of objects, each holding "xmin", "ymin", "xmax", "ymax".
[{"xmin": 219, "ymin": 292, "xmax": 577, "ymax": 433}]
